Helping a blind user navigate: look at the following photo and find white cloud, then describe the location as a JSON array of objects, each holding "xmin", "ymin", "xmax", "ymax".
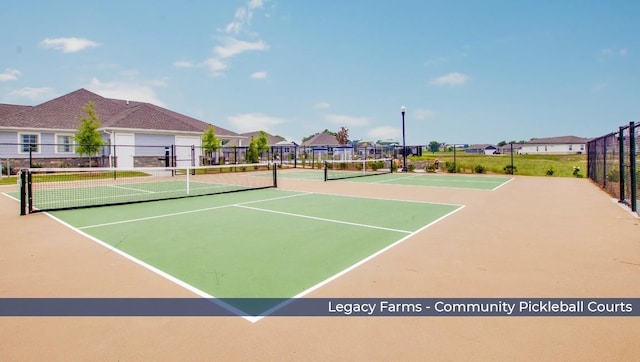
[
  {"xmin": 0, "ymin": 68, "xmax": 21, "ymax": 82},
  {"xmin": 228, "ymin": 112, "xmax": 285, "ymax": 133},
  {"xmin": 174, "ymin": 61, "xmax": 195, "ymax": 68},
  {"xmin": 201, "ymin": 58, "xmax": 228, "ymax": 76},
  {"xmin": 8, "ymin": 87, "xmax": 56, "ymax": 101},
  {"xmin": 313, "ymin": 102, "xmax": 331, "ymax": 109},
  {"xmin": 599, "ymin": 48, "xmax": 628, "ymax": 61},
  {"xmin": 325, "ymin": 114, "xmax": 370, "ymax": 127},
  {"xmin": 250, "ymin": 71, "xmax": 267, "ymax": 79},
  {"xmin": 214, "ymin": 37, "xmax": 268, "ymax": 58},
  {"xmin": 429, "ymin": 72, "xmax": 469, "ymax": 87},
  {"xmin": 413, "ymin": 108, "xmax": 436, "ymax": 120},
  {"xmin": 248, "ymin": 0, "xmax": 264, "ymax": 9},
  {"xmin": 367, "ymin": 126, "xmax": 400, "ymax": 141},
  {"xmin": 40, "ymin": 37, "xmax": 99, "ymax": 53},
  {"xmin": 224, "ymin": 0, "xmax": 265, "ymax": 34},
  {"xmin": 86, "ymin": 77, "xmax": 165, "ymax": 106}
]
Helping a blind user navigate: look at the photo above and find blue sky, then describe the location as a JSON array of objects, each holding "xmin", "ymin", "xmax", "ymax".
[{"xmin": 1, "ymin": 0, "xmax": 638, "ymax": 145}]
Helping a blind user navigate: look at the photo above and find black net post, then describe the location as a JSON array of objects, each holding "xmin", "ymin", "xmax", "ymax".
[
  {"xmin": 27, "ymin": 170, "xmax": 33, "ymax": 214},
  {"xmin": 19, "ymin": 169, "xmax": 27, "ymax": 215},
  {"xmin": 629, "ymin": 121, "xmax": 637, "ymax": 212},
  {"xmin": 323, "ymin": 162, "xmax": 328, "ymax": 181},
  {"xmin": 273, "ymin": 162, "xmax": 278, "ymax": 188},
  {"xmin": 510, "ymin": 143, "xmax": 514, "ymax": 174}
]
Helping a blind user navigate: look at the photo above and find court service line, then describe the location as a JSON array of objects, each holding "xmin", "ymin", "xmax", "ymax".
[
  {"xmin": 251, "ymin": 204, "xmax": 467, "ymax": 322},
  {"xmin": 77, "ymin": 192, "xmax": 313, "ymax": 230},
  {"xmin": 108, "ymin": 185, "xmax": 156, "ymax": 193},
  {"xmin": 235, "ymin": 204, "xmax": 413, "ymax": 234},
  {"xmin": 369, "ymin": 174, "xmax": 422, "ymax": 184}
]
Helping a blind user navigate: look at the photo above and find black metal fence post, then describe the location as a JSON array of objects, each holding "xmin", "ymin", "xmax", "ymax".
[
  {"xmin": 618, "ymin": 127, "xmax": 625, "ymax": 204},
  {"xmin": 629, "ymin": 121, "xmax": 637, "ymax": 212}
]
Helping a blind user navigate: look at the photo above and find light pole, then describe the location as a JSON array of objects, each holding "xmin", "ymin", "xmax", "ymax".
[{"xmin": 401, "ymin": 105, "xmax": 407, "ymax": 172}]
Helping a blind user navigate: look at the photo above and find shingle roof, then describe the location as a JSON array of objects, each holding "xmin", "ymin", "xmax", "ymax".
[
  {"xmin": 0, "ymin": 104, "xmax": 32, "ymax": 118},
  {"xmin": 301, "ymin": 132, "xmax": 340, "ymax": 147},
  {"xmin": 524, "ymin": 136, "xmax": 591, "ymax": 144},
  {"xmin": 0, "ymin": 88, "xmax": 239, "ymax": 137}
]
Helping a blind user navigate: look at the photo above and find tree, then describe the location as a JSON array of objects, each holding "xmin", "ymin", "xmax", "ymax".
[
  {"xmin": 246, "ymin": 137, "xmax": 259, "ymax": 163},
  {"xmin": 256, "ymin": 131, "xmax": 270, "ymax": 159},
  {"xmin": 497, "ymin": 140, "xmax": 507, "ymax": 147},
  {"xmin": 75, "ymin": 101, "xmax": 104, "ymax": 167},
  {"xmin": 335, "ymin": 127, "xmax": 349, "ymax": 145},
  {"xmin": 428, "ymin": 141, "xmax": 440, "ymax": 153},
  {"xmin": 201, "ymin": 125, "xmax": 220, "ymax": 165}
]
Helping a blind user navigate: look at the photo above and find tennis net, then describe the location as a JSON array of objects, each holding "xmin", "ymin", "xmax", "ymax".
[
  {"xmin": 19, "ymin": 164, "xmax": 277, "ymax": 214},
  {"xmin": 324, "ymin": 159, "xmax": 393, "ymax": 181}
]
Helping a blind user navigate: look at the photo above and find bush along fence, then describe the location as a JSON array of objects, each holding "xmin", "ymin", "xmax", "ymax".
[{"xmin": 587, "ymin": 121, "xmax": 639, "ymax": 215}]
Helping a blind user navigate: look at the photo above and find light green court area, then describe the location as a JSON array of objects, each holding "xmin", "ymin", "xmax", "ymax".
[
  {"xmin": 51, "ymin": 189, "xmax": 461, "ymax": 314},
  {"xmin": 345, "ymin": 173, "xmax": 512, "ymax": 190}
]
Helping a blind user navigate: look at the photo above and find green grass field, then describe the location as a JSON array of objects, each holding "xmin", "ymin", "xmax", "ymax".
[{"xmin": 411, "ymin": 153, "xmax": 588, "ymax": 177}]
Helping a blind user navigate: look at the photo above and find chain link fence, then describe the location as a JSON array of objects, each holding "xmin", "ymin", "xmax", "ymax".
[{"xmin": 587, "ymin": 122, "xmax": 638, "ymax": 215}]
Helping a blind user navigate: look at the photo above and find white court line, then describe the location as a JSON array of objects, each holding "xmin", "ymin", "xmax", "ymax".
[
  {"xmin": 491, "ymin": 177, "xmax": 515, "ymax": 191},
  {"xmin": 235, "ymin": 204, "xmax": 413, "ymax": 234},
  {"xmin": 251, "ymin": 204, "xmax": 467, "ymax": 321},
  {"xmin": 108, "ymin": 184, "xmax": 155, "ymax": 193},
  {"xmin": 277, "ymin": 188, "xmax": 464, "ymax": 208},
  {"xmin": 369, "ymin": 174, "xmax": 422, "ymax": 184},
  {"xmin": 49, "ymin": 189, "xmax": 465, "ymax": 323},
  {"xmin": 44, "ymin": 212, "xmax": 260, "ymax": 322},
  {"xmin": 78, "ymin": 192, "xmax": 313, "ymax": 230}
]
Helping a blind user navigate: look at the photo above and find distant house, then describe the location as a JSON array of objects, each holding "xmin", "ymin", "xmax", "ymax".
[
  {"xmin": 224, "ymin": 131, "xmax": 297, "ymax": 161},
  {"xmin": 465, "ymin": 144, "xmax": 498, "ymax": 155},
  {"xmin": 0, "ymin": 88, "xmax": 242, "ymax": 169},
  {"xmin": 497, "ymin": 143, "xmax": 523, "ymax": 154},
  {"xmin": 301, "ymin": 132, "xmax": 347, "ymax": 158},
  {"xmin": 519, "ymin": 136, "xmax": 591, "ymax": 155}
]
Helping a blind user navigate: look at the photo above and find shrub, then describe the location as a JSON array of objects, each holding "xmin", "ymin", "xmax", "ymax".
[
  {"xmin": 445, "ymin": 161, "xmax": 457, "ymax": 173},
  {"xmin": 407, "ymin": 164, "xmax": 416, "ymax": 172},
  {"xmin": 606, "ymin": 169, "xmax": 619, "ymax": 182},
  {"xmin": 339, "ymin": 162, "xmax": 348, "ymax": 170},
  {"xmin": 572, "ymin": 166, "xmax": 582, "ymax": 178},
  {"xmin": 546, "ymin": 168, "xmax": 554, "ymax": 176},
  {"xmin": 426, "ymin": 164, "xmax": 437, "ymax": 173},
  {"xmin": 474, "ymin": 164, "xmax": 486, "ymax": 174},
  {"xmin": 503, "ymin": 165, "xmax": 517, "ymax": 174}
]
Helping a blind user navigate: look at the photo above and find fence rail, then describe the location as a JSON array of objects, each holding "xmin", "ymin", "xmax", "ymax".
[
  {"xmin": 587, "ymin": 121, "xmax": 639, "ymax": 215},
  {"xmin": 1, "ymin": 142, "xmax": 424, "ymax": 176}
]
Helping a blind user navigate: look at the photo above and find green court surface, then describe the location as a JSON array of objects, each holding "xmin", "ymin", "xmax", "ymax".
[
  {"xmin": 345, "ymin": 173, "xmax": 512, "ymax": 190},
  {"xmin": 49, "ymin": 188, "xmax": 461, "ymax": 316},
  {"xmin": 278, "ymin": 168, "xmax": 512, "ymax": 190}
]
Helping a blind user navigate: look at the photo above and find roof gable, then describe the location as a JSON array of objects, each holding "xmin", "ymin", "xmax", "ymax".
[
  {"xmin": 301, "ymin": 132, "xmax": 340, "ymax": 146},
  {"xmin": 1, "ymin": 89, "xmax": 125, "ymax": 129},
  {"xmin": 0, "ymin": 88, "xmax": 239, "ymax": 137}
]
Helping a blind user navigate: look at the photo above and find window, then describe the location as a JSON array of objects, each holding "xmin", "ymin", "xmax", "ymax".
[
  {"xmin": 20, "ymin": 134, "xmax": 39, "ymax": 153},
  {"xmin": 569, "ymin": 144, "xmax": 573, "ymax": 151},
  {"xmin": 56, "ymin": 134, "xmax": 74, "ymax": 153}
]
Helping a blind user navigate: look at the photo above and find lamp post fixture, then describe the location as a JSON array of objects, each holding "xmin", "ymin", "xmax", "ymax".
[{"xmin": 401, "ymin": 105, "xmax": 407, "ymax": 172}]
